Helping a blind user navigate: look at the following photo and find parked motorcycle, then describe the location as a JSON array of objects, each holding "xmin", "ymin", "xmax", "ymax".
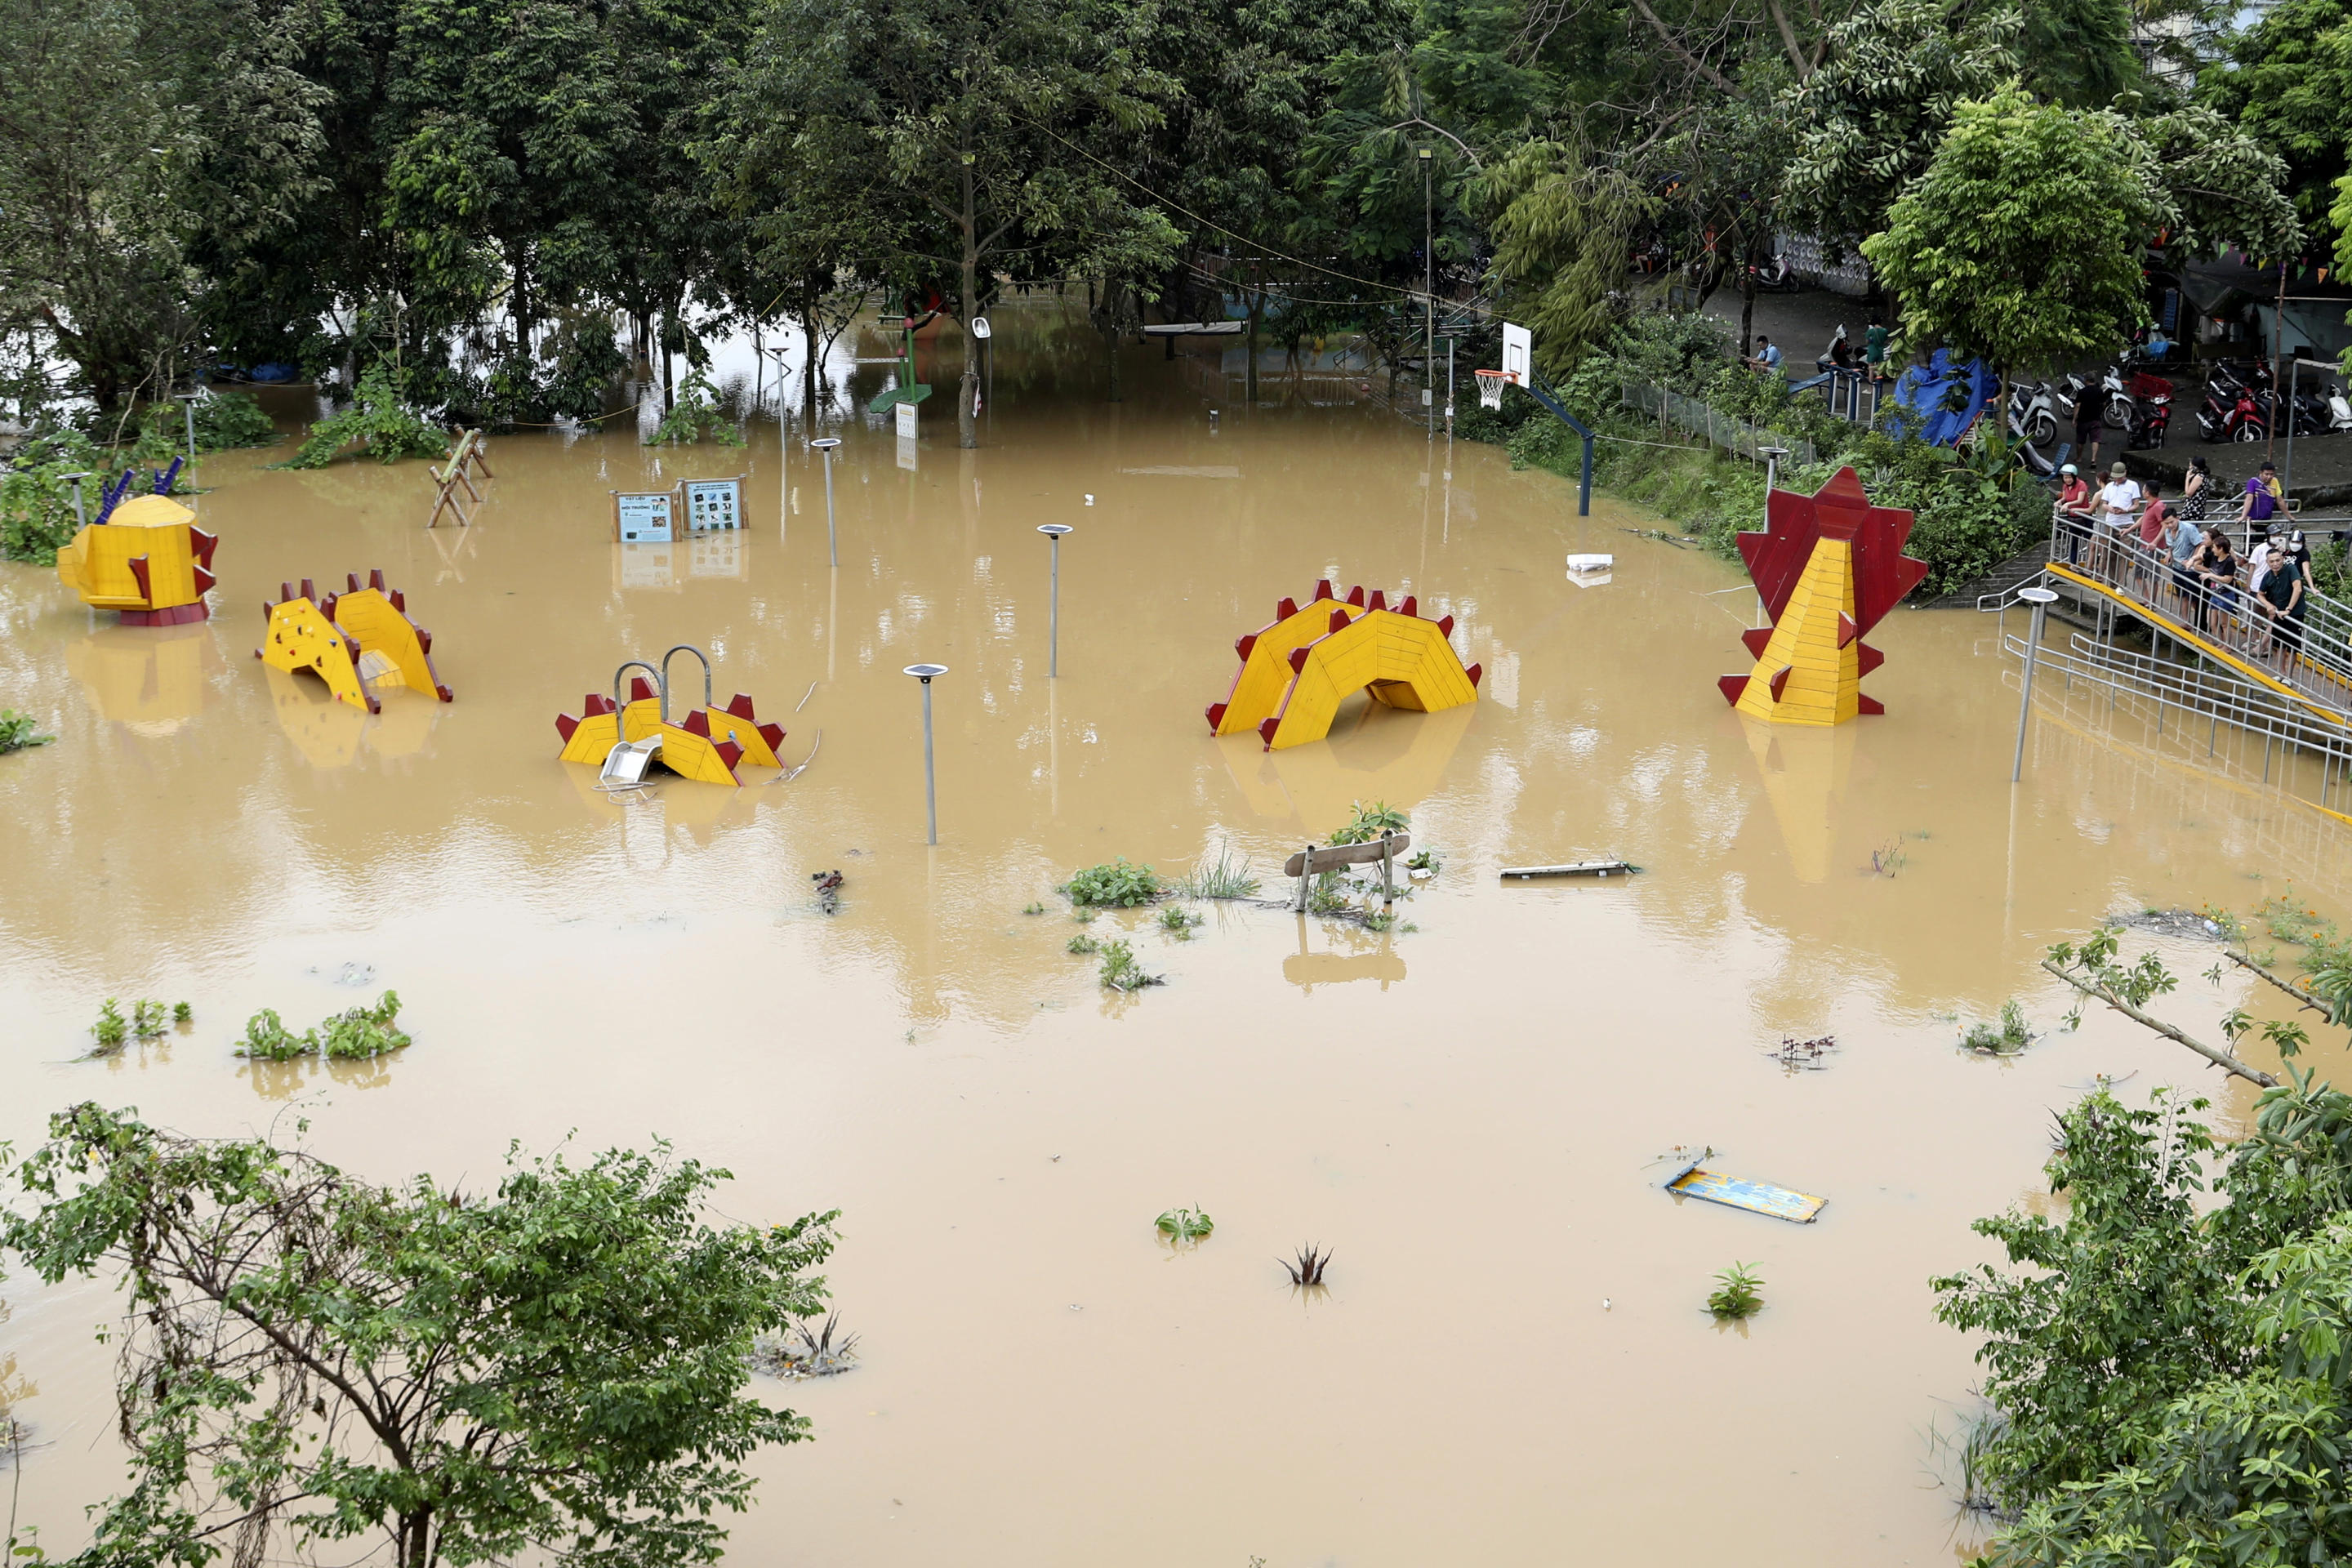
[
  {"xmin": 2328, "ymin": 382, "xmax": 2352, "ymax": 433},
  {"xmin": 2197, "ymin": 366, "xmax": 2267, "ymax": 443},
  {"xmin": 2007, "ymin": 380, "xmax": 2060, "ymax": 446},
  {"xmin": 2123, "ymin": 391, "xmax": 2172, "ymax": 450}
]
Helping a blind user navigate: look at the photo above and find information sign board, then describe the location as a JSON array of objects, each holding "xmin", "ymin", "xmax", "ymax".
[
  {"xmin": 682, "ymin": 477, "xmax": 744, "ymax": 533},
  {"xmin": 613, "ymin": 490, "xmax": 675, "ymax": 543}
]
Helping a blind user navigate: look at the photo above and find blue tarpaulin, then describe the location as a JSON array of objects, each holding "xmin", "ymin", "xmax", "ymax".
[{"xmin": 1886, "ymin": 350, "xmax": 1998, "ymax": 447}]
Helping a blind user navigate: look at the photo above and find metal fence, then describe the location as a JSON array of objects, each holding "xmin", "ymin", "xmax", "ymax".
[
  {"xmin": 2043, "ymin": 510, "xmax": 2352, "ymax": 722},
  {"xmin": 2004, "ymin": 626, "xmax": 2352, "ymax": 822},
  {"xmin": 1619, "ymin": 382, "xmax": 1819, "ymax": 466}
]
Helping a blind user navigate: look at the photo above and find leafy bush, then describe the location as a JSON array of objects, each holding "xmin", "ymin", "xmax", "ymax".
[
  {"xmin": 647, "ymin": 368, "xmax": 746, "ymax": 447},
  {"xmin": 1, "ymin": 431, "xmax": 103, "ymax": 564},
  {"xmin": 284, "ymin": 364, "xmax": 450, "ymax": 468},
  {"xmin": 91, "ymin": 1000, "xmax": 128, "ymax": 1054},
  {"xmin": 235, "ymin": 991, "xmax": 410, "ymax": 1062},
  {"xmin": 0, "ymin": 710, "xmax": 55, "ymax": 754},
  {"xmin": 1329, "ymin": 800, "xmax": 1409, "ymax": 845},
  {"xmin": 1061, "ymin": 858, "xmax": 1165, "ymax": 906},
  {"xmin": 128, "ymin": 391, "xmax": 278, "ymax": 452},
  {"xmin": 1707, "ymin": 1262, "xmax": 1764, "ymax": 1319}
]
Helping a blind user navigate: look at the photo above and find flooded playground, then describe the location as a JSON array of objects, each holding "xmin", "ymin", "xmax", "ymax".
[{"xmin": 4, "ymin": 303, "xmax": 2350, "ymax": 1566}]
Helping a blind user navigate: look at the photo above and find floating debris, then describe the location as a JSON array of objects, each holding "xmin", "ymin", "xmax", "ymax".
[
  {"xmin": 1766, "ymin": 1034, "xmax": 1838, "ymax": 1070},
  {"xmin": 2114, "ymin": 906, "xmax": 2230, "ymax": 942},
  {"xmin": 1659, "ymin": 1152, "xmax": 1825, "ymax": 1224},
  {"xmin": 812, "ymin": 869, "xmax": 843, "ymax": 915},
  {"xmin": 1501, "ymin": 859, "xmax": 1639, "ymax": 880}
]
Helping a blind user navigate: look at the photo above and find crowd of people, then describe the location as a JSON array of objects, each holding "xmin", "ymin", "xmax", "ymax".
[{"xmin": 2055, "ymin": 455, "xmax": 2318, "ymax": 676}]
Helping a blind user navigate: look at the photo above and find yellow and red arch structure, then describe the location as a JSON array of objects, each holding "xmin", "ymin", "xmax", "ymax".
[{"xmin": 1208, "ymin": 577, "xmax": 1481, "ymax": 750}]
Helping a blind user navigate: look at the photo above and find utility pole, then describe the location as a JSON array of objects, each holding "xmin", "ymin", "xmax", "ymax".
[{"xmin": 1420, "ymin": 146, "xmax": 1435, "ymax": 440}]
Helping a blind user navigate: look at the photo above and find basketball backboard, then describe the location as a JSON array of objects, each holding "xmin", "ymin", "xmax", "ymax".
[{"xmin": 1501, "ymin": 322, "xmax": 1532, "ymax": 385}]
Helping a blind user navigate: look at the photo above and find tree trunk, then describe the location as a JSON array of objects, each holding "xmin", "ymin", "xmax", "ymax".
[
  {"xmin": 661, "ymin": 310, "xmax": 675, "ymax": 412},
  {"xmin": 1740, "ymin": 236, "xmax": 1759, "ymax": 362},
  {"xmin": 1245, "ymin": 287, "xmax": 1260, "ymax": 407},
  {"xmin": 959, "ymin": 160, "xmax": 979, "ymax": 448},
  {"xmin": 803, "ymin": 311, "xmax": 819, "ymax": 422}
]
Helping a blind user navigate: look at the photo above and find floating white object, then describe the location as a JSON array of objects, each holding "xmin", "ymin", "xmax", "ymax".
[{"xmin": 1566, "ymin": 553, "xmax": 1614, "ymax": 572}]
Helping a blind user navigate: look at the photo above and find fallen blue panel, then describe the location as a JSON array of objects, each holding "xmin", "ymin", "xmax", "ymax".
[
  {"xmin": 1886, "ymin": 349, "xmax": 1997, "ymax": 448},
  {"xmin": 1667, "ymin": 1166, "xmax": 1826, "ymax": 1223}
]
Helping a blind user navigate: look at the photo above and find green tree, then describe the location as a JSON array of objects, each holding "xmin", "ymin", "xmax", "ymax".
[
  {"xmin": 1, "ymin": 1103, "xmax": 838, "ymax": 1568},
  {"xmin": 2201, "ymin": 0, "xmax": 2352, "ymax": 260},
  {"xmin": 733, "ymin": 0, "xmax": 1179, "ymax": 445},
  {"xmin": 1861, "ymin": 85, "xmax": 2156, "ymax": 385},
  {"xmin": 1781, "ymin": 0, "xmax": 2020, "ymax": 252},
  {"xmin": 2019, "ymin": 0, "xmax": 2138, "ymax": 108}
]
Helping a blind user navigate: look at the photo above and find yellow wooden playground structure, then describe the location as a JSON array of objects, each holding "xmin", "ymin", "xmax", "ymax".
[
  {"xmin": 57, "ymin": 492, "xmax": 219, "ymax": 626},
  {"xmin": 555, "ymin": 646, "xmax": 788, "ymax": 786},
  {"xmin": 1208, "ymin": 577, "xmax": 1481, "ymax": 750},
  {"xmin": 257, "ymin": 571, "xmax": 454, "ymax": 713}
]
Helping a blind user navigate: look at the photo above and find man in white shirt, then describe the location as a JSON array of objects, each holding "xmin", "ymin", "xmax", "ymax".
[{"xmin": 2096, "ymin": 461, "xmax": 2142, "ymax": 582}]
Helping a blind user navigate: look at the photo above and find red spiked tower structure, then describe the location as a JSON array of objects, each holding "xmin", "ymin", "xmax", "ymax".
[
  {"xmin": 1206, "ymin": 576, "xmax": 1481, "ymax": 750},
  {"xmin": 1716, "ymin": 467, "xmax": 1927, "ymax": 725}
]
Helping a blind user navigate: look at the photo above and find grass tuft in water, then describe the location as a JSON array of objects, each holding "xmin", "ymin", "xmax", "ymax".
[
  {"xmin": 1156, "ymin": 1206, "xmax": 1214, "ymax": 1241},
  {"xmin": 749, "ymin": 1313, "xmax": 861, "ymax": 1379},
  {"xmin": 1285, "ymin": 1244, "xmax": 1330, "ymax": 1286},
  {"xmin": 1176, "ymin": 849, "xmax": 1259, "ymax": 900},
  {"xmin": 1066, "ymin": 933, "xmax": 1100, "ymax": 955},
  {"xmin": 1157, "ymin": 905, "xmax": 1204, "ymax": 939},
  {"xmin": 1962, "ymin": 999, "xmax": 2033, "ymax": 1057}
]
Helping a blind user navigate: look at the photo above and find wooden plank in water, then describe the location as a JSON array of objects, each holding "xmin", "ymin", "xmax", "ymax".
[
  {"xmin": 1500, "ymin": 860, "xmax": 1635, "ymax": 880},
  {"xmin": 1666, "ymin": 1167, "xmax": 1825, "ymax": 1224}
]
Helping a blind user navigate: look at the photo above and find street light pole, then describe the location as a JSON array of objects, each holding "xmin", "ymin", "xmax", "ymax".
[
  {"xmin": 809, "ymin": 436, "xmax": 841, "ymax": 567},
  {"xmin": 2011, "ymin": 586, "xmax": 2059, "ymax": 782},
  {"xmin": 1038, "ymin": 523, "xmax": 1072, "ymax": 676},
  {"xmin": 1419, "ymin": 146, "xmax": 1434, "ymax": 440},
  {"xmin": 176, "ymin": 391, "xmax": 200, "ymax": 470},
  {"xmin": 905, "ymin": 664, "xmax": 948, "ymax": 844}
]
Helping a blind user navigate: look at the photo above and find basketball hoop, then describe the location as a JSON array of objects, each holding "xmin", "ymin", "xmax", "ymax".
[{"xmin": 1476, "ymin": 368, "xmax": 1510, "ymax": 411}]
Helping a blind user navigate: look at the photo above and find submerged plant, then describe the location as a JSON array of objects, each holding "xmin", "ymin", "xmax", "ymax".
[
  {"xmin": 90, "ymin": 1000, "xmax": 128, "ymax": 1054},
  {"xmin": 1403, "ymin": 848, "xmax": 1440, "ymax": 873},
  {"xmin": 236, "ymin": 992, "xmax": 410, "ymax": 1062},
  {"xmin": 1021, "ymin": 902, "xmax": 1045, "ymax": 915},
  {"xmin": 749, "ymin": 1312, "xmax": 861, "ymax": 1379},
  {"xmin": 1706, "ymin": 1262, "xmax": 1764, "ymax": 1320},
  {"xmin": 1177, "ymin": 849, "xmax": 1259, "ymax": 900},
  {"xmin": 1067, "ymin": 933, "xmax": 1100, "ymax": 955},
  {"xmin": 1285, "ymin": 1244, "xmax": 1331, "ymax": 1287},
  {"xmin": 1962, "ymin": 1000, "xmax": 2033, "ymax": 1057},
  {"xmin": 172, "ymin": 1002, "xmax": 191, "ymax": 1023},
  {"xmin": 646, "ymin": 369, "xmax": 746, "ymax": 448},
  {"xmin": 0, "ymin": 710, "xmax": 54, "ymax": 754},
  {"xmin": 1157, "ymin": 905, "xmax": 1204, "ymax": 939},
  {"xmin": 1329, "ymin": 800, "xmax": 1410, "ymax": 846},
  {"xmin": 283, "ymin": 363, "xmax": 450, "ymax": 469},
  {"xmin": 130, "ymin": 1000, "xmax": 171, "ymax": 1040},
  {"xmin": 1098, "ymin": 938, "xmax": 1162, "ymax": 991},
  {"xmin": 1156, "ymin": 1206, "xmax": 1214, "ymax": 1241},
  {"xmin": 1061, "ymin": 858, "xmax": 1166, "ymax": 907}
]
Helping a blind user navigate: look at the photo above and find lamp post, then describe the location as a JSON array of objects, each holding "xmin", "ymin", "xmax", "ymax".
[
  {"xmin": 1038, "ymin": 523, "xmax": 1072, "ymax": 676},
  {"xmin": 905, "ymin": 663, "xmax": 948, "ymax": 844},
  {"xmin": 175, "ymin": 391, "xmax": 200, "ymax": 469},
  {"xmin": 2011, "ymin": 586, "xmax": 2059, "ymax": 782},
  {"xmin": 809, "ymin": 436, "xmax": 841, "ymax": 567},
  {"xmin": 1419, "ymin": 146, "xmax": 1434, "ymax": 440}
]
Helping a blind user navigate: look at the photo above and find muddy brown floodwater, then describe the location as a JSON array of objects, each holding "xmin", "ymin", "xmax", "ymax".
[{"xmin": 5, "ymin": 301, "xmax": 2352, "ymax": 1566}]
